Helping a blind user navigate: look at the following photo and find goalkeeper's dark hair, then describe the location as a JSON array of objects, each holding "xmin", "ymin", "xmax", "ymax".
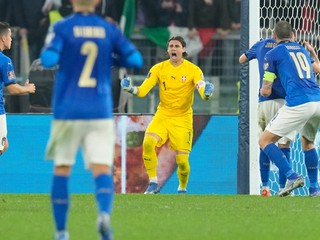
[
  {"xmin": 166, "ymin": 36, "xmax": 189, "ymax": 58},
  {"xmin": 0, "ymin": 21, "xmax": 10, "ymax": 36},
  {"xmin": 274, "ymin": 20, "xmax": 293, "ymax": 40}
]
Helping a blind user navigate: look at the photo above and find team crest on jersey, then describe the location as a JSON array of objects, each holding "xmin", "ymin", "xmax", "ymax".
[
  {"xmin": 147, "ymin": 72, "xmax": 151, "ymax": 78},
  {"xmin": 181, "ymin": 76, "xmax": 187, "ymax": 82},
  {"xmin": 263, "ymin": 62, "xmax": 269, "ymax": 70},
  {"xmin": 7, "ymin": 70, "xmax": 15, "ymax": 80}
]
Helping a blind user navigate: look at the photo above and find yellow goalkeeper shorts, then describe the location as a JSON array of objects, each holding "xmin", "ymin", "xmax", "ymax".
[{"xmin": 145, "ymin": 112, "xmax": 193, "ymax": 152}]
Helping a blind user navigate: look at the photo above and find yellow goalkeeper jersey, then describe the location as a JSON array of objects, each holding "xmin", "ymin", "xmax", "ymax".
[{"xmin": 137, "ymin": 59, "xmax": 205, "ymax": 117}]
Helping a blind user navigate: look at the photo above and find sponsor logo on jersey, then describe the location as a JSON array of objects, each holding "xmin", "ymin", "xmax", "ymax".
[{"xmin": 181, "ymin": 76, "xmax": 186, "ymax": 82}]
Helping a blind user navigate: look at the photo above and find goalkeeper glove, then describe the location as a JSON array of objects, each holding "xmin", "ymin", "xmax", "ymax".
[
  {"xmin": 204, "ymin": 81, "xmax": 214, "ymax": 100},
  {"xmin": 120, "ymin": 77, "xmax": 138, "ymax": 94}
]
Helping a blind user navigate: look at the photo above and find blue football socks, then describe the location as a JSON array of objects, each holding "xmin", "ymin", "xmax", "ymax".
[
  {"xmin": 259, "ymin": 149, "xmax": 270, "ymax": 187},
  {"xmin": 279, "ymin": 148, "xmax": 291, "ymax": 188},
  {"xmin": 95, "ymin": 174, "xmax": 114, "ymax": 214},
  {"xmin": 264, "ymin": 143, "xmax": 295, "ymax": 179},
  {"xmin": 304, "ymin": 148, "xmax": 319, "ymax": 189},
  {"xmin": 51, "ymin": 175, "xmax": 69, "ymax": 231}
]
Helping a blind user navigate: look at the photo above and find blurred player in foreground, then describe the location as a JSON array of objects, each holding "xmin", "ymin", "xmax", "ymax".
[
  {"xmin": 40, "ymin": 0, "xmax": 143, "ymax": 239},
  {"xmin": 0, "ymin": 21, "xmax": 36, "ymax": 156},
  {"xmin": 121, "ymin": 36, "xmax": 214, "ymax": 194},
  {"xmin": 259, "ymin": 20, "xmax": 320, "ymax": 197},
  {"xmin": 239, "ymin": 36, "xmax": 320, "ymax": 196}
]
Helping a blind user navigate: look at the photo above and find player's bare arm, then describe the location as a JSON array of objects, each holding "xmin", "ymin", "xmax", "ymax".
[
  {"xmin": 304, "ymin": 41, "xmax": 320, "ymax": 73},
  {"xmin": 260, "ymin": 80, "xmax": 273, "ymax": 97},
  {"xmin": 239, "ymin": 53, "xmax": 248, "ymax": 64},
  {"xmin": 6, "ymin": 79, "xmax": 36, "ymax": 94}
]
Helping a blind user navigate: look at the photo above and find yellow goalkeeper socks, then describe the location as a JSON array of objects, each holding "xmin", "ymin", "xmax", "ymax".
[{"xmin": 176, "ymin": 154, "xmax": 190, "ymax": 189}]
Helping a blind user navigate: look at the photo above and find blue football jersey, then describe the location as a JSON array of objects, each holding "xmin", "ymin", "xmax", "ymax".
[
  {"xmin": 42, "ymin": 13, "xmax": 139, "ymax": 120},
  {"xmin": 245, "ymin": 38, "xmax": 286, "ymax": 102},
  {"xmin": 264, "ymin": 41, "xmax": 320, "ymax": 107},
  {"xmin": 0, "ymin": 52, "xmax": 17, "ymax": 114}
]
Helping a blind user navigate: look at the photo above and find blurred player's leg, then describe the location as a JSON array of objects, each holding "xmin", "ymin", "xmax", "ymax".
[
  {"xmin": 94, "ymin": 172, "xmax": 114, "ymax": 239},
  {"xmin": 51, "ymin": 174, "xmax": 70, "ymax": 240}
]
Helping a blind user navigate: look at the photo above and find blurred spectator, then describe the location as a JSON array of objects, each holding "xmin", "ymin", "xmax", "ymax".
[
  {"xmin": 169, "ymin": 0, "xmax": 203, "ymax": 58},
  {"xmin": 139, "ymin": 0, "xmax": 175, "ymax": 51},
  {"xmin": 40, "ymin": 0, "xmax": 71, "ymax": 33},
  {"xmin": 0, "ymin": 0, "xmax": 14, "ymax": 60},
  {"xmin": 0, "ymin": 0, "xmax": 13, "ymax": 23},
  {"xmin": 41, "ymin": 0, "xmax": 61, "ymax": 15},
  {"xmin": 140, "ymin": 0, "xmax": 175, "ymax": 28},
  {"xmin": 188, "ymin": 0, "xmax": 218, "ymax": 51},
  {"xmin": 97, "ymin": 0, "xmax": 125, "ymax": 24},
  {"xmin": 188, "ymin": 0, "xmax": 219, "ymax": 75},
  {"xmin": 139, "ymin": 0, "xmax": 202, "ymax": 60},
  {"xmin": 11, "ymin": 0, "xmax": 46, "ymax": 62},
  {"xmin": 216, "ymin": 0, "xmax": 241, "ymax": 109},
  {"xmin": 35, "ymin": 0, "xmax": 71, "ymax": 66}
]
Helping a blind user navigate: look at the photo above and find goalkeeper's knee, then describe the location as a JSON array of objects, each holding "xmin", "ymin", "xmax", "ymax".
[
  {"xmin": 176, "ymin": 153, "xmax": 190, "ymax": 174},
  {"xmin": 142, "ymin": 135, "xmax": 158, "ymax": 171},
  {"xmin": 143, "ymin": 135, "xmax": 158, "ymax": 155}
]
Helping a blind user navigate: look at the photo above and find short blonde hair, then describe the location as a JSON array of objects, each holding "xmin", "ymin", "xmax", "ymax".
[{"xmin": 73, "ymin": 0, "xmax": 95, "ymax": 7}]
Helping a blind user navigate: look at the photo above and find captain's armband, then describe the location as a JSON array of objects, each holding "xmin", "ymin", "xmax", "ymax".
[
  {"xmin": 263, "ymin": 71, "xmax": 277, "ymax": 82},
  {"xmin": 195, "ymin": 80, "xmax": 205, "ymax": 89}
]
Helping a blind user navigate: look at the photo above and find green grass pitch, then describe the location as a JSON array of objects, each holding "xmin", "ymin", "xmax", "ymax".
[{"xmin": 1, "ymin": 194, "xmax": 320, "ymax": 240}]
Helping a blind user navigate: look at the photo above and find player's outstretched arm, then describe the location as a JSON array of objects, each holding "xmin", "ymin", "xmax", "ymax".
[{"xmin": 120, "ymin": 77, "xmax": 138, "ymax": 95}]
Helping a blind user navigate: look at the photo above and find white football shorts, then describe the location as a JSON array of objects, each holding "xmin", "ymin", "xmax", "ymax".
[
  {"xmin": 266, "ymin": 102, "xmax": 320, "ymax": 142},
  {"xmin": 45, "ymin": 119, "xmax": 115, "ymax": 168},
  {"xmin": 0, "ymin": 114, "xmax": 7, "ymax": 151},
  {"xmin": 258, "ymin": 99, "xmax": 294, "ymax": 144}
]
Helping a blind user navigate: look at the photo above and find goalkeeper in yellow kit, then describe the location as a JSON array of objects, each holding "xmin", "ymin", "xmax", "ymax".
[{"xmin": 121, "ymin": 36, "xmax": 214, "ymax": 194}]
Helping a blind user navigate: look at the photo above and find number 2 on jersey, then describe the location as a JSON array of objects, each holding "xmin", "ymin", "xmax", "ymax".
[
  {"xmin": 78, "ymin": 41, "xmax": 98, "ymax": 87},
  {"xmin": 289, "ymin": 52, "xmax": 311, "ymax": 79}
]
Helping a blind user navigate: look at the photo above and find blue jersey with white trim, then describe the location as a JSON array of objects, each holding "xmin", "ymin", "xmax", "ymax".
[
  {"xmin": 264, "ymin": 41, "xmax": 320, "ymax": 106},
  {"xmin": 0, "ymin": 52, "xmax": 17, "ymax": 114},
  {"xmin": 245, "ymin": 38, "xmax": 286, "ymax": 102},
  {"xmin": 42, "ymin": 13, "xmax": 138, "ymax": 119}
]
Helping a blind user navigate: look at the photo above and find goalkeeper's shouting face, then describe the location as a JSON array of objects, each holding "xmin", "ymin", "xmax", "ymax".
[{"xmin": 166, "ymin": 36, "xmax": 188, "ymax": 65}]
